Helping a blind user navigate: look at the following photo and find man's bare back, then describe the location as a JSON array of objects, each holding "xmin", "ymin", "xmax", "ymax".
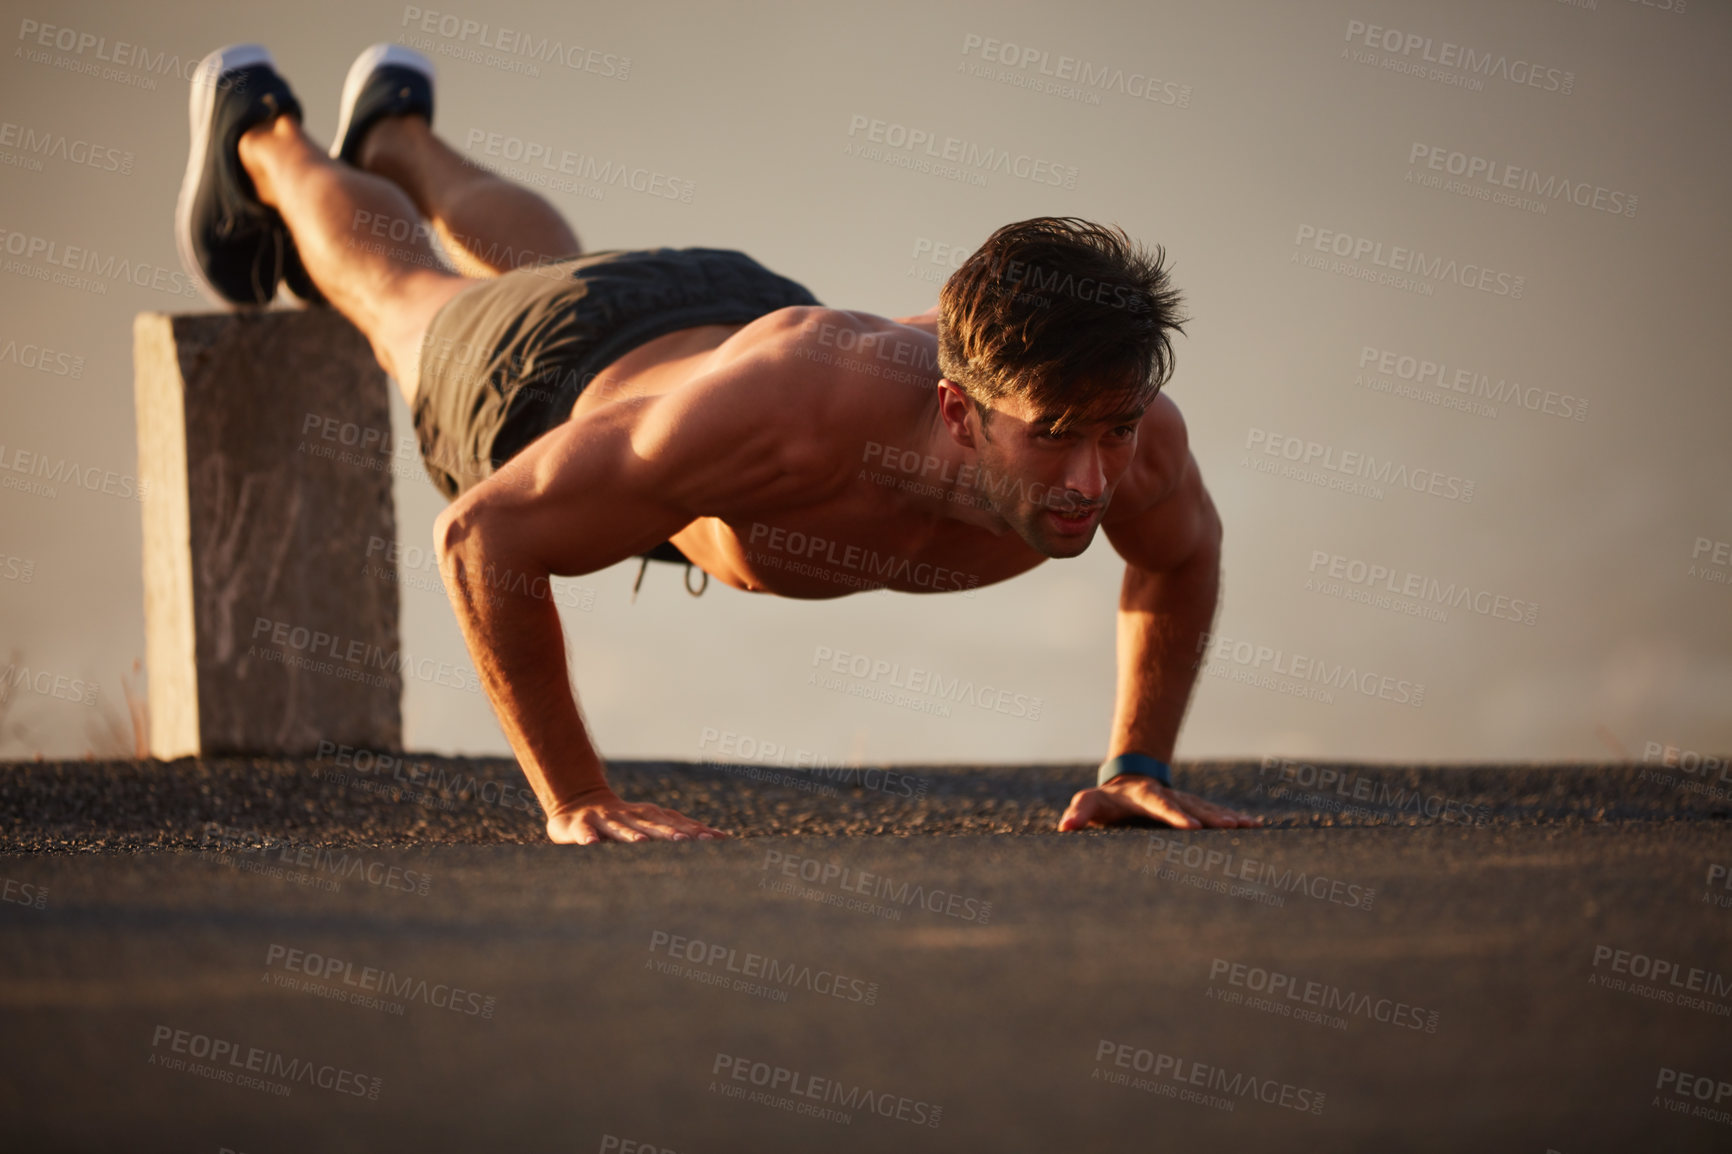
[{"xmin": 531, "ymin": 307, "xmax": 1193, "ymax": 600}]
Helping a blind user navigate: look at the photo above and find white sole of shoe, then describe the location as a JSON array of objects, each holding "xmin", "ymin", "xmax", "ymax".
[
  {"xmin": 331, "ymin": 42, "xmax": 434, "ymax": 162},
  {"xmin": 175, "ymin": 43, "xmax": 275, "ymax": 309}
]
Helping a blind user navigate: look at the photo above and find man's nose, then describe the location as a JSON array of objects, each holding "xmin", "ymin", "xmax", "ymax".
[{"xmin": 1061, "ymin": 446, "xmax": 1107, "ymax": 502}]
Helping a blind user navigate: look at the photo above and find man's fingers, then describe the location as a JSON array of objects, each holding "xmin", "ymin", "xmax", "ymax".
[
  {"xmin": 1133, "ymin": 787, "xmax": 1201, "ymax": 830},
  {"xmin": 648, "ymin": 805, "xmax": 731, "ymax": 839},
  {"xmin": 593, "ymin": 814, "xmax": 652, "ymax": 843},
  {"xmin": 1056, "ymin": 780, "xmax": 1265, "ymax": 833},
  {"xmin": 633, "ymin": 805, "xmax": 730, "ymax": 840},
  {"xmin": 1179, "ymin": 795, "xmax": 1263, "ymax": 829},
  {"xmin": 1172, "ymin": 795, "xmax": 1238, "ymax": 827}
]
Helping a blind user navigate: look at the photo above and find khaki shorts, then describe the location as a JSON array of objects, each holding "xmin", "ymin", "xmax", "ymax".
[{"xmin": 412, "ymin": 246, "xmax": 821, "ymax": 501}]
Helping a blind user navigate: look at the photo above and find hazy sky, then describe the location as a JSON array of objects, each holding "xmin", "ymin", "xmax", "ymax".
[{"xmin": 1, "ymin": 0, "xmax": 1727, "ymax": 768}]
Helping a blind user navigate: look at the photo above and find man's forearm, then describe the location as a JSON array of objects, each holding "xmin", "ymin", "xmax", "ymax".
[
  {"xmin": 1106, "ymin": 539, "xmax": 1221, "ymax": 763},
  {"xmin": 437, "ymin": 517, "xmax": 609, "ymax": 817}
]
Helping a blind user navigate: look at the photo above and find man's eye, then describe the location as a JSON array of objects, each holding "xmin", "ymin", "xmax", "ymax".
[{"xmin": 1111, "ymin": 425, "xmax": 1137, "ymax": 438}]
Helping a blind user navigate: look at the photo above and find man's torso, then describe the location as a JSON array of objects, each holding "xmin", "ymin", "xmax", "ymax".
[{"xmin": 549, "ymin": 306, "xmax": 1172, "ymax": 597}]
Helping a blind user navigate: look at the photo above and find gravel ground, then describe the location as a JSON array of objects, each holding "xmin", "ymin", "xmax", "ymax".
[
  {"xmin": 1, "ymin": 756, "xmax": 1723, "ymax": 851},
  {"xmin": 2, "ymin": 757, "xmax": 1728, "ymax": 1152}
]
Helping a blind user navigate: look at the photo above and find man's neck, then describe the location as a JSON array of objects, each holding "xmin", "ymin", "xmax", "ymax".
[{"xmin": 909, "ymin": 402, "xmax": 1008, "ymax": 533}]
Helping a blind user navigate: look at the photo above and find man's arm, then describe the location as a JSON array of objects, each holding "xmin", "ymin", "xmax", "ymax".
[
  {"xmin": 1058, "ymin": 410, "xmax": 1260, "ymax": 831},
  {"xmin": 435, "ymin": 361, "xmax": 829, "ymax": 843}
]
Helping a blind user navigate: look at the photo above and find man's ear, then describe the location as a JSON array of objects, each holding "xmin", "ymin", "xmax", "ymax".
[{"xmin": 937, "ymin": 380, "xmax": 978, "ymax": 448}]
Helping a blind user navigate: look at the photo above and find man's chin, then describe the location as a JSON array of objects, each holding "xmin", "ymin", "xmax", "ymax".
[{"xmin": 1023, "ymin": 522, "xmax": 1099, "ymax": 558}]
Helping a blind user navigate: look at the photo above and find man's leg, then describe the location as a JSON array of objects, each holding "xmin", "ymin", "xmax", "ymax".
[
  {"xmin": 236, "ymin": 115, "xmax": 471, "ymax": 404},
  {"xmin": 355, "ymin": 117, "xmax": 582, "ymax": 279}
]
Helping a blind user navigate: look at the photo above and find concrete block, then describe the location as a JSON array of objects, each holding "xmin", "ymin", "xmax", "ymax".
[{"xmin": 134, "ymin": 309, "xmax": 401, "ymax": 757}]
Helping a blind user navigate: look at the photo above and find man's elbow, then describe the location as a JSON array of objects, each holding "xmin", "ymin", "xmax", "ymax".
[{"xmin": 433, "ymin": 502, "xmax": 470, "ymax": 566}]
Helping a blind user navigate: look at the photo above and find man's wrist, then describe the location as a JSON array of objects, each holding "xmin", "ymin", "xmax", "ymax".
[{"xmin": 1097, "ymin": 752, "xmax": 1172, "ymax": 788}]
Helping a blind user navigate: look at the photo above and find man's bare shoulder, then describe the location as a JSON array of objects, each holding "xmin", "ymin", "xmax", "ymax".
[
  {"xmin": 1111, "ymin": 393, "xmax": 1193, "ymax": 513},
  {"xmin": 1100, "ymin": 393, "xmax": 1218, "ymax": 573},
  {"xmin": 638, "ymin": 307, "xmax": 930, "ymax": 503}
]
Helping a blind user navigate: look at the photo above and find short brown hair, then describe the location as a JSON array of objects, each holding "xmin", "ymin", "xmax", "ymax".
[{"xmin": 937, "ymin": 217, "xmax": 1186, "ymax": 432}]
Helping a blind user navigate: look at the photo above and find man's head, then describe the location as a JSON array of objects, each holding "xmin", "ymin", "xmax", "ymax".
[{"xmin": 935, "ymin": 217, "xmax": 1186, "ymax": 557}]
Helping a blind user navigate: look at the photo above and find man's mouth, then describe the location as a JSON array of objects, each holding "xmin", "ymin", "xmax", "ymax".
[{"xmin": 1045, "ymin": 505, "xmax": 1099, "ymax": 532}]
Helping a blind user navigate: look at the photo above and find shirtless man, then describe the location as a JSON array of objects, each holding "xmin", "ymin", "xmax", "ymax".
[{"xmin": 179, "ymin": 43, "xmax": 1260, "ymax": 844}]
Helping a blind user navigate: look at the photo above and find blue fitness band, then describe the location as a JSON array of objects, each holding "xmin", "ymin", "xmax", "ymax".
[{"xmin": 1097, "ymin": 752, "xmax": 1173, "ymax": 788}]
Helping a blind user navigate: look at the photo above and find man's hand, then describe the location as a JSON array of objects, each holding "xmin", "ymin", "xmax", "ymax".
[
  {"xmin": 1058, "ymin": 774, "xmax": 1262, "ymax": 832},
  {"xmin": 546, "ymin": 791, "xmax": 731, "ymax": 844}
]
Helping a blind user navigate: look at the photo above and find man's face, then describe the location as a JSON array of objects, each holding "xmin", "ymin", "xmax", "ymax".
[{"xmin": 960, "ymin": 389, "xmax": 1145, "ymax": 558}]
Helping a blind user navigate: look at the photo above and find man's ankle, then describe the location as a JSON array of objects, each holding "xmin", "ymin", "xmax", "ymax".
[
  {"xmin": 236, "ymin": 114, "xmax": 304, "ymax": 207},
  {"xmin": 356, "ymin": 115, "xmax": 430, "ymax": 181}
]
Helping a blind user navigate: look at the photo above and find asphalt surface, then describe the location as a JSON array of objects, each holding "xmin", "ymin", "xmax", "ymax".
[{"xmin": 2, "ymin": 757, "xmax": 1730, "ymax": 1152}]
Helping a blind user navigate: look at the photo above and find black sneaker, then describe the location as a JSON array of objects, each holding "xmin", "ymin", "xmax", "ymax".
[
  {"xmin": 332, "ymin": 43, "xmax": 435, "ymax": 167},
  {"xmin": 175, "ymin": 45, "xmax": 304, "ymax": 308}
]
